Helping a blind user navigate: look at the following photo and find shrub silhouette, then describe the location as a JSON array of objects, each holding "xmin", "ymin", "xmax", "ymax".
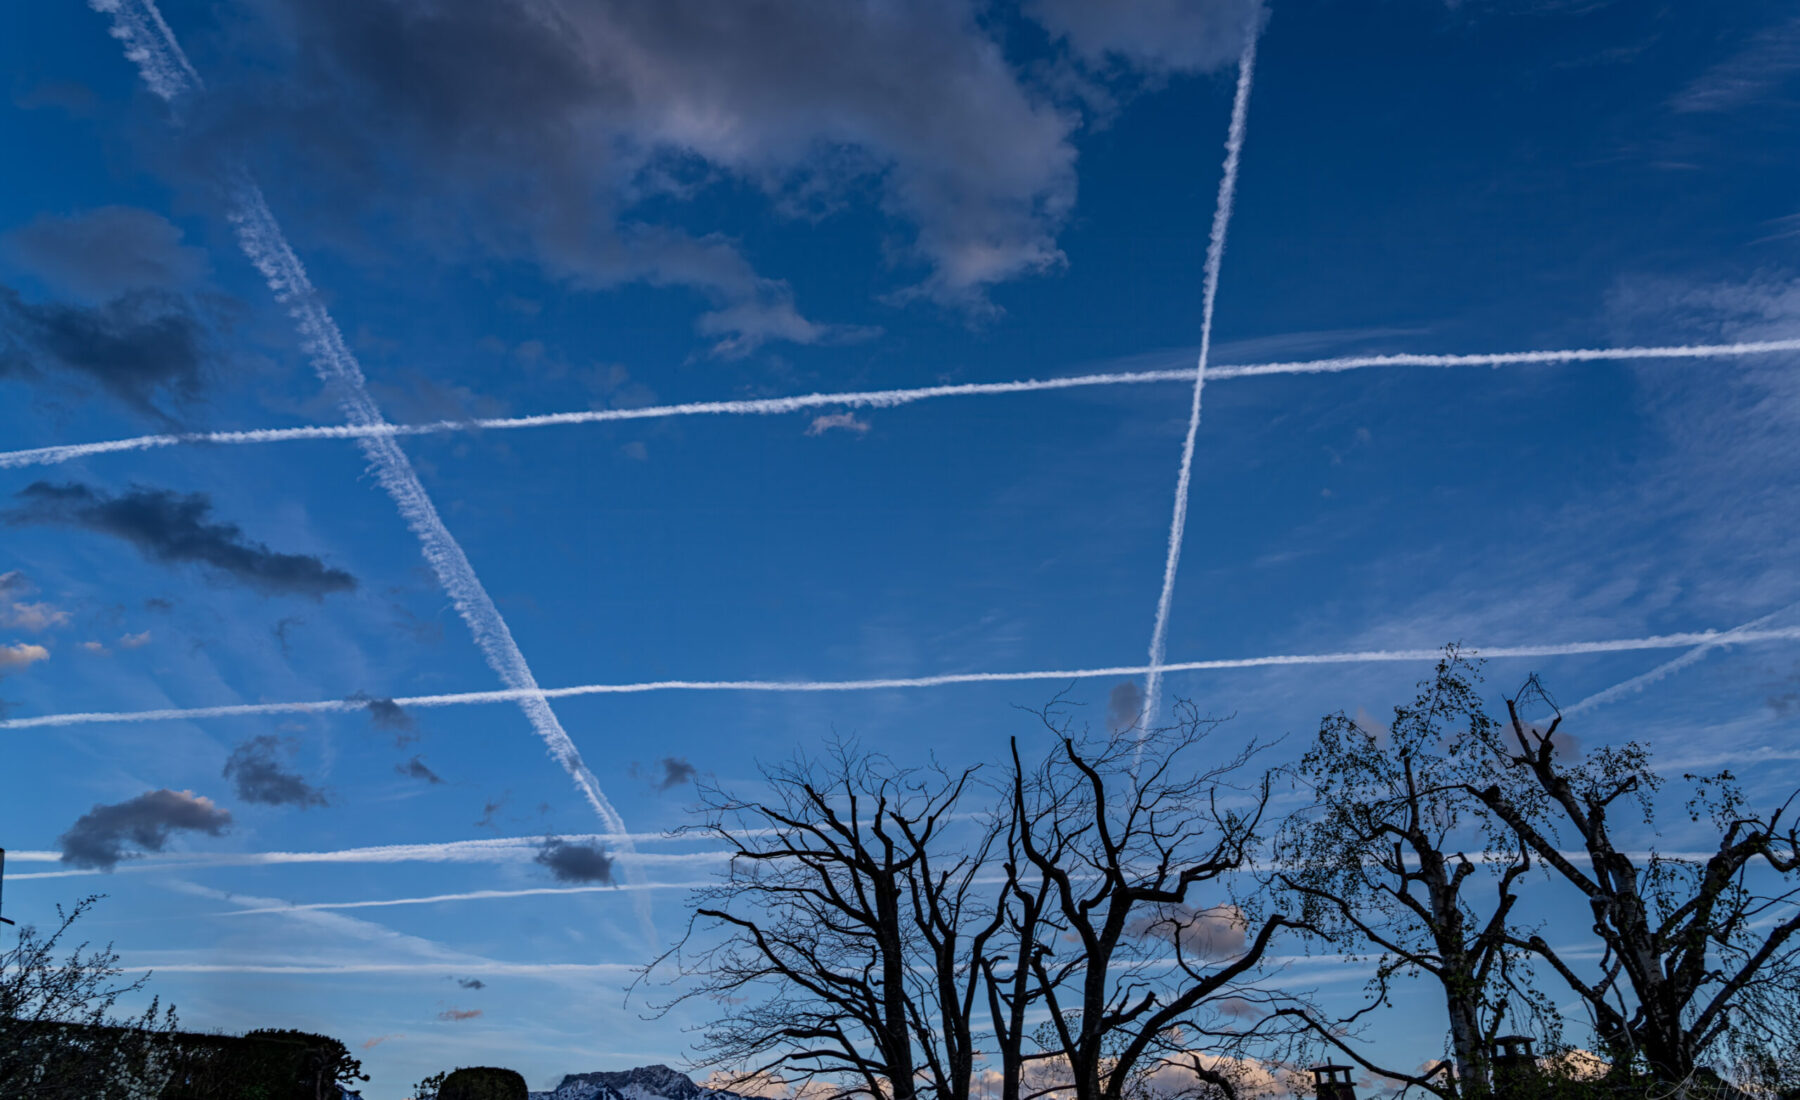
[{"xmin": 439, "ymin": 1065, "xmax": 528, "ymax": 1100}]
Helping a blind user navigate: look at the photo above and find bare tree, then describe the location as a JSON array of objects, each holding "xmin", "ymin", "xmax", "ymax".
[
  {"xmin": 1459, "ymin": 676, "xmax": 1800, "ymax": 1087},
  {"xmin": 1271, "ymin": 650, "xmax": 1537, "ymax": 1099},
  {"xmin": 1007, "ymin": 701, "xmax": 1299, "ymax": 1100},
  {"xmin": 0, "ymin": 894, "xmax": 177, "ymax": 1099},
  {"xmin": 641, "ymin": 742, "xmax": 1001, "ymax": 1100}
]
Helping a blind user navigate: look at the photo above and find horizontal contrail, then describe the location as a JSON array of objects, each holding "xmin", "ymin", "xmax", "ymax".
[
  {"xmin": 5, "ymin": 842, "xmax": 731, "ymax": 880},
  {"xmin": 129, "ymin": 961, "xmax": 642, "ymax": 978},
  {"xmin": 7, "ymin": 625, "xmax": 1800, "ymax": 732},
  {"xmin": 217, "ymin": 880, "xmax": 715, "ymax": 915},
  {"xmin": 4, "ymin": 339, "xmax": 1798, "ymax": 472}
]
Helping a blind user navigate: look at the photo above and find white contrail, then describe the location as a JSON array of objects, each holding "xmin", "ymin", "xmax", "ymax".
[
  {"xmin": 88, "ymin": 0, "xmax": 650, "ymax": 939},
  {"xmin": 130, "ymin": 961, "xmax": 642, "ymax": 978},
  {"xmin": 1564, "ymin": 605, "xmax": 1799, "ymax": 715},
  {"xmin": 10, "ymin": 626, "xmax": 1800, "ymax": 732},
  {"xmin": 6, "ymin": 338, "xmax": 1800, "ymax": 472},
  {"xmin": 1142, "ymin": 28, "xmax": 1259, "ymax": 731},
  {"xmin": 216, "ymin": 881, "xmax": 716, "ymax": 916},
  {"xmin": 5, "ymin": 843, "xmax": 733, "ymax": 881}
]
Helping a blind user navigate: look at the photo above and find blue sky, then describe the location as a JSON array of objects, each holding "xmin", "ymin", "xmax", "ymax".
[{"xmin": 2, "ymin": 0, "xmax": 1799, "ymax": 1094}]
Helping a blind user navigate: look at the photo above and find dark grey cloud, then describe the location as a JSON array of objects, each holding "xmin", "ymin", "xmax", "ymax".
[
  {"xmin": 223, "ymin": 735, "xmax": 329, "ymax": 808},
  {"xmin": 655, "ymin": 755, "xmax": 697, "ymax": 791},
  {"xmin": 475, "ymin": 795, "xmax": 507, "ymax": 829},
  {"xmin": 397, "ymin": 755, "xmax": 443, "ymax": 784},
  {"xmin": 1106, "ymin": 680, "xmax": 1144, "ymax": 736},
  {"xmin": 205, "ymin": 0, "xmax": 1132, "ymax": 323},
  {"xmin": 144, "ymin": 596, "xmax": 175, "ymax": 612},
  {"xmin": 0, "ymin": 287, "xmax": 210, "ymax": 423},
  {"xmin": 361, "ymin": 695, "xmax": 415, "ymax": 732},
  {"xmin": 4, "ymin": 206, "xmax": 210, "ymax": 301},
  {"xmin": 7, "ymin": 481, "xmax": 357, "ymax": 599},
  {"xmin": 455, "ymin": 977, "xmax": 486, "ymax": 990},
  {"xmin": 58, "ymin": 788, "xmax": 233, "ymax": 870},
  {"xmin": 535, "ymin": 837, "xmax": 614, "ymax": 884}
]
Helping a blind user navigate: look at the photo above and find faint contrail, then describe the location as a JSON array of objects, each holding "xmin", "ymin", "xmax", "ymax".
[
  {"xmin": 1142, "ymin": 27, "xmax": 1259, "ymax": 732},
  {"xmin": 1564, "ymin": 605, "xmax": 1799, "ymax": 715},
  {"xmin": 10, "ymin": 626, "xmax": 1800, "ymax": 731},
  {"xmin": 217, "ymin": 881, "xmax": 714, "ymax": 916},
  {"xmin": 88, "ymin": 0, "xmax": 650, "ymax": 939},
  {"xmin": 5, "ymin": 841, "xmax": 733, "ymax": 880},
  {"xmin": 6, "ymin": 338, "xmax": 1800, "ymax": 472}
]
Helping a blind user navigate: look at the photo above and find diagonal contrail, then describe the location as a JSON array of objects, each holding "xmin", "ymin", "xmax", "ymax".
[
  {"xmin": 6, "ymin": 338, "xmax": 1799, "ymax": 472},
  {"xmin": 9, "ymin": 625, "xmax": 1800, "ymax": 732},
  {"xmin": 1141, "ymin": 26, "xmax": 1260, "ymax": 732},
  {"xmin": 87, "ymin": 0, "xmax": 651, "ymax": 939},
  {"xmin": 1564, "ymin": 604, "xmax": 1800, "ymax": 715}
]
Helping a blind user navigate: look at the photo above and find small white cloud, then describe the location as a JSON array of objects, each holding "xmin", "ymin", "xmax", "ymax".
[
  {"xmin": 620, "ymin": 440, "xmax": 649, "ymax": 462},
  {"xmin": 119, "ymin": 630, "xmax": 152, "ymax": 649},
  {"xmin": 80, "ymin": 640, "xmax": 109, "ymax": 655},
  {"xmin": 805, "ymin": 412, "xmax": 871, "ymax": 436},
  {"xmin": 0, "ymin": 642, "xmax": 51, "ymax": 670},
  {"xmin": 5, "ymin": 601, "xmax": 71, "ymax": 631}
]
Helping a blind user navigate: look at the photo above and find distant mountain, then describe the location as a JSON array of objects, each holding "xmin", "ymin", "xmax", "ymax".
[{"xmin": 530, "ymin": 1063, "xmax": 748, "ymax": 1100}]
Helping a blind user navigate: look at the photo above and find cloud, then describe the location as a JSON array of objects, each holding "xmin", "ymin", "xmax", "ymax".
[
  {"xmin": 7, "ymin": 482, "xmax": 356, "ymax": 599},
  {"xmin": 0, "ymin": 642, "xmax": 50, "ymax": 671},
  {"xmin": 456, "ymin": 977, "xmax": 486, "ymax": 990},
  {"xmin": 535, "ymin": 837, "xmax": 614, "ymax": 884},
  {"xmin": 119, "ymin": 630, "xmax": 152, "ymax": 649},
  {"xmin": 1670, "ymin": 15, "xmax": 1800, "ymax": 114},
  {"xmin": 359, "ymin": 695, "xmax": 415, "ymax": 732},
  {"xmin": 1028, "ymin": 0, "xmax": 1262, "ymax": 75},
  {"xmin": 1131, "ymin": 903, "xmax": 1249, "ymax": 960},
  {"xmin": 437, "ymin": 1008, "xmax": 482, "ymax": 1022},
  {"xmin": 397, "ymin": 755, "xmax": 444, "ymax": 785},
  {"xmin": 0, "ymin": 573, "xmax": 71, "ymax": 633},
  {"xmin": 80, "ymin": 640, "xmax": 108, "ymax": 654},
  {"xmin": 223, "ymin": 735, "xmax": 330, "ymax": 808},
  {"xmin": 0, "ymin": 287, "xmax": 210, "ymax": 423},
  {"xmin": 58, "ymin": 788, "xmax": 232, "ymax": 870},
  {"xmin": 4, "ymin": 206, "xmax": 209, "ymax": 301},
  {"xmin": 1106, "ymin": 680, "xmax": 1144, "ymax": 735},
  {"xmin": 805, "ymin": 412, "xmax": 871, "ymax": 436},
  {"xmin": 362, "ymin": 1034, "xmax": 402, "ymax": 1050},
  {"xmin": 654, "ymin": 756, "xmax": 697, "ymax": 791},
  {"xmin": 213, "ymin": 0, "xmax": 1091, "ymax": 315}
]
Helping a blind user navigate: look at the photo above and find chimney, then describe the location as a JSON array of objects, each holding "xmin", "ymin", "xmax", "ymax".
[
  {"xmin": 1310, "ymin": 1065, "xmax": 1356, "ymax": 1100},
  {"xmin": 1490, "ymin": 1036, "xmax": 1537, "ymax": 1100}
]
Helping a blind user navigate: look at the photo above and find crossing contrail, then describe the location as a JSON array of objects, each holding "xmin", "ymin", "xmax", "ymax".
[
  {"xmin": 1564, "ymin": 604, "xmax": 1800, "ymax": 715},
  {"xmin": 87, "ymin": 0, "xmax": 651, "ymax": 939},
  {"xmin": 1143, "ymin": 27, "xmax": 1260, "ymax": 732},
  {"xmin": 9, "ymin": 626, "xmax": 1800, "ymax": 732},
  {"xmin": 5, "ymin": 338, "xmax": 1799, "ymax": 472}
]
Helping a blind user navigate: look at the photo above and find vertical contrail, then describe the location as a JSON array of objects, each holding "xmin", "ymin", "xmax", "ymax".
[
  {"xmin": 88, "ymin": 0, "xmax": 650, "ymax": 940},
  {"xmin": 1141, "ymin": 25, "xmax": 1261, "ymax": 732}
]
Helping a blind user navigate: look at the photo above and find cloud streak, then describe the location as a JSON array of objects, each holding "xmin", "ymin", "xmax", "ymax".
[
  {"xmin": 90, "ymin": 0, "xmax": 647, "ymax": 937},
  {"xmin": 9, "ymin": 625, "xmax": 1800, "ymax": 732},
  {"xmin": 1143, "ymin": 23, "xmax": 1258, "ymax": 732},
  {"xmin": 7, "ymin": 482, "xmax": 356, "ymax": 598},
  {"xmin": 6, "ymin": 338, "xmax": 1796, "ymax": 473}
]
